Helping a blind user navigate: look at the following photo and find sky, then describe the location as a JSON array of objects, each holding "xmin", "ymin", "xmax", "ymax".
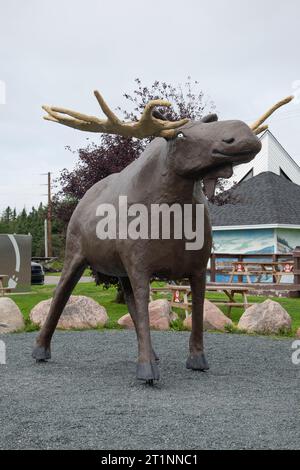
[{"xmin": 1, "ymin": 0, "xmax": 300, "ymax": 212}]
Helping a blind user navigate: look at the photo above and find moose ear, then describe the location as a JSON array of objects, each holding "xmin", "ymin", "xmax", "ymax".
[{"xmin": 201, "ymin": 113, "xmax": 218, "ymax": 123}]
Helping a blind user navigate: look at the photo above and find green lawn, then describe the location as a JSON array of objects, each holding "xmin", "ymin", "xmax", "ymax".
[
  {"xmin": 46, "ymin": 268, "xmax": 91, "ymax": 277},
  {"xmin": 9, "ymin": 282, "xmax": 300, "ymax": 336}
]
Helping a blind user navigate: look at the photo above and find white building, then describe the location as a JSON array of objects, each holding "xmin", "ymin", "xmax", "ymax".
[
  {"xmin": 230, "ymin": 130, "xmax": 300, "ymax": 185},
  {"xmin": 209, "ymin": 130, "xmax": 300, "ymax": 256}
]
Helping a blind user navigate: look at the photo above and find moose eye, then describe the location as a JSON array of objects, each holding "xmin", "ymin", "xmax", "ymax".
[{"xmin": 176, "ymin": 132, "xmax": 185, "ymax": 139}]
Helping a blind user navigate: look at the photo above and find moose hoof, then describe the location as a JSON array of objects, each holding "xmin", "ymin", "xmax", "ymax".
[
  {"xmin": 186, "ymin": 352, "xmax": 209, "ymax": 371},
  {"xmin": 32, "ymin": 345, "xmax": 51, "ymax": 362},
  {"xmin": 136, "ymin": 361, "xmax": 160, "ymax": 382}
]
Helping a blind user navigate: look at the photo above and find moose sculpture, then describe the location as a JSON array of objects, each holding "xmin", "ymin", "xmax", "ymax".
[{"xmin": 33, "ymin": 91, "xmax": 293, "ymax": 383}]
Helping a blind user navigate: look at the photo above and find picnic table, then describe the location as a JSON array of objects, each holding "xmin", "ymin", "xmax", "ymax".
[
  {"xmin": 150, "ymin": 283, "xmax": 253, "ymax": 318},
  {"xmin": 0, "ymin": 274, "xmax": 11, "ymax": 296},
  {"xmin": 225, "ymin": 261, "xmax": 294, "ymax": 284}
]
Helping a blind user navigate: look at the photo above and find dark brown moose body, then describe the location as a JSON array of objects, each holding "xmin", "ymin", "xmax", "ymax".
[{"xmin": 33, "ymin": 90, "xmax": 289, "ymax": 383}]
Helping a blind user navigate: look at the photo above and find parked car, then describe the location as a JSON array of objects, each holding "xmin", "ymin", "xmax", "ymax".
[{"xmin": 31, "ymin": 261, "xmax": 45, "ymax": 285}]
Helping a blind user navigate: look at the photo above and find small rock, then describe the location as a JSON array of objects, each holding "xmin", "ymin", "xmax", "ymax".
[
  {"xmin": 183, "ymin": 299, "xmax": 233, "ymax": 331},
  {"xmin": 237, "ymin": 299, "xmax": 291, "ymax": 334},
  {"xmin": 0, "ymin": 298, "xmax": 25, "ymax": 333},
  {"xmin": 118, "ymin": 299, "xmax": 172, "ymax": 331},
  {"xmin": 30, "ymin": 295, "xmax": 108, "ymax": 329}
]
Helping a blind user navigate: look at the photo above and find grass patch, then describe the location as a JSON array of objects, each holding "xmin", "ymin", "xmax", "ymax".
[
  {"xmin": 8, "ymin": 281, "xmax": 300, "ymax": 336},
  {"xmin": 46, "ymin": 268, "xmax": 91, "ymax": 277}
]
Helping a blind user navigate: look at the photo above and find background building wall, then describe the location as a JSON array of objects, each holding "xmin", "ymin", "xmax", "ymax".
[
  {"xmin": 267, "ymin": 133, "xmax": 300, "ymax": 183},
  {"xmin": 275, "ymin": 228, "xmax": 300, "ymax": 253},
  {"xmin": 212, "ymin": 228, "xmax": 275, "ymax": 254},
  {"xmin": 212, "ymin": 228, "xmax": 279, "ymax": 283},
  {"xmin": 230, "ymin": 131, "xmax": 300, "ymax": 185},
  {"xmin": 231, "ymin": 132, "xmax": 269, "ymax": 183}
]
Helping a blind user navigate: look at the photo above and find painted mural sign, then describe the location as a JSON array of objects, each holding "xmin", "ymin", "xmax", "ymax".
[
  {"xmin": 212, "ymin": 228, "xmax": 275, "ymax": 254},
  {"xmin": 276, "ymin": 228, "xmax": 300, "ymax": 253},
  {"xmin": 212, "ymin": 227, "xmax": 300, "ymax": 284},
  {"xmin": 213, "ymin": 227, "xmax": 300, "ymax": 255},
  {"xmin": 0, "ymin": 234, "xmax": 31, "ymax": 292}
]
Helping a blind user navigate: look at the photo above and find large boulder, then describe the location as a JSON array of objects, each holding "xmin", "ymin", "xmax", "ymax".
[
  {"xmin": 183, "ymin": 299, "xmax": 233, "ymax": 331},
  {"xmin": 118, "ymin": 299, "xmax": 173, "ymax": 331},
  {"xmin": 237, "ymin": 299, "xmax": 291, "ymax": 334},
  {"xmin": 0, "ymin": 297, "xmax": 25, "ymax": 333},
  {"xmin": 30, "ymin": 295, "xmax": 108, "ymax": 329},
  {"xmin": 117, "ymin": 313, "xmax": 135, "ymax": 329}
]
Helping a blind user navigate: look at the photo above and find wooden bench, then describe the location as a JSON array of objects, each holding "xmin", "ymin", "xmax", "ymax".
[
  {"xmin": 151, "ymin": 283, "xmax": 253, "ymax": 318},
  {"xmin": 206, "ymin": 283, "xmax": 253, "ymax": 316},
  {"xmin": 0, "ymin": 275, "xmax": 11, "ymax": 296},
  {"xmin": 223, "ymin": 261, "xmax": 294, "ymax": 284},
  {"xmin": 214, "ymin": 281, "xmax": 300, "ymax": 297}
]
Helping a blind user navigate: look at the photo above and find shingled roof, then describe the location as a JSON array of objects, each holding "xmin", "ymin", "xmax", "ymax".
[{"xmin": 209, "ymin": 171, "xmax": 300, "ymax": 227}]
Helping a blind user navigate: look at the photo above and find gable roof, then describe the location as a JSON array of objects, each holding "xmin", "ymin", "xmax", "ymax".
[
  {"xmin": 230, "ymin": 130, "xmax": 300, "ymax": 186},
  {"xmin": 209, "ymin": 171, "xmax": 300, "ymax": 227}
]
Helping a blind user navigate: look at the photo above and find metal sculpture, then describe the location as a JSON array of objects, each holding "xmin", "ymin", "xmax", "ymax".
[{"xmin": 33, "ymin": 91, "xmax": 293, "ymax": 383}]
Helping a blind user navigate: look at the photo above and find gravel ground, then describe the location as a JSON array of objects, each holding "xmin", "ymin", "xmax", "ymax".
[{"xmin": 0, "ymin": 330, "xmax": 299, "ymax": 450}]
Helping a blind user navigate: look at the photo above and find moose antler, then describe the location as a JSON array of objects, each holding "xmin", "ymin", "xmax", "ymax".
[
  {"xmin": 42, "ymin": 90, "xmax": 189, "ymax": 139},
  {"xmin": 250, "ymin": 95, "xmax": 294, "ymax": 135}
]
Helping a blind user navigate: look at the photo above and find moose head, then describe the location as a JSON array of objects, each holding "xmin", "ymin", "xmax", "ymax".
[{"xmin": 167, "ymin": 117, "xmax": 261, "ymax": 197}]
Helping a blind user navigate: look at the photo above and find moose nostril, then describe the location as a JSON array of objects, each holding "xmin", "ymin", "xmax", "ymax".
[{"xmin": 223, "ymin": 137, "xmax": 235, "ymax": 144}]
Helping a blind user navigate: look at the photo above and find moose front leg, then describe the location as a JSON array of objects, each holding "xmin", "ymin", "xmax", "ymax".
[
  {"xmin": 186, "ymin": 272, "xmax": 209, "ymax": 371},
  {"xmin": 126, "ymin": 272, "xmax": 159, "ymax": 383}
]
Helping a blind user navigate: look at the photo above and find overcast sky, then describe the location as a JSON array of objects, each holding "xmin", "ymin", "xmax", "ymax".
[{"xmin": 1, "ymin": 0, "xmax": 300, "ymax": 212}]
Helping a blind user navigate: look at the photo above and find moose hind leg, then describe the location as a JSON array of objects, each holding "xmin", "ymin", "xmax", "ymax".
[
  {"xmin": 119, "ymin": 277, "xmax": 159, "ymax": 363},
  {"xmin": 32, "ymin": 253, "xmax": 87, "ymax": 361},
  {"xmin": 186, "ymin": 273, "xmax": 209, "ymax": 371},
  {"xmin": 125, "ymin": 272, "xmax": 159, "ymax": 382}
]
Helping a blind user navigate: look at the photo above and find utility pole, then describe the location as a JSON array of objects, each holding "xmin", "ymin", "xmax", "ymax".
[
  {"xmin": 47, "ymin": 172, "xmax": 52, "ymax": 258},
  {"xmin": 44, "ymin": 219, "xmax": 48, "ymax": 258},
  {"xmin": 41, "ymin": 172, "xmax": 52, "ymax": 258}
]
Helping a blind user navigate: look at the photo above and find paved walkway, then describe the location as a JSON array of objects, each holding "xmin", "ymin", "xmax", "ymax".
[
  {"xmin": 0, "ymin": 331, "xmax": 299, "ymax": 449},
  {"xmin": 44, "ymin": 276, "xmax": 93, "ymax": 285}
]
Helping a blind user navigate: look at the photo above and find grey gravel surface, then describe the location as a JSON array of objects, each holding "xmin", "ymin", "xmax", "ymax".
[{"xmin": 0, "ymin": 330, "xmax": 299, "ymax": 450}]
